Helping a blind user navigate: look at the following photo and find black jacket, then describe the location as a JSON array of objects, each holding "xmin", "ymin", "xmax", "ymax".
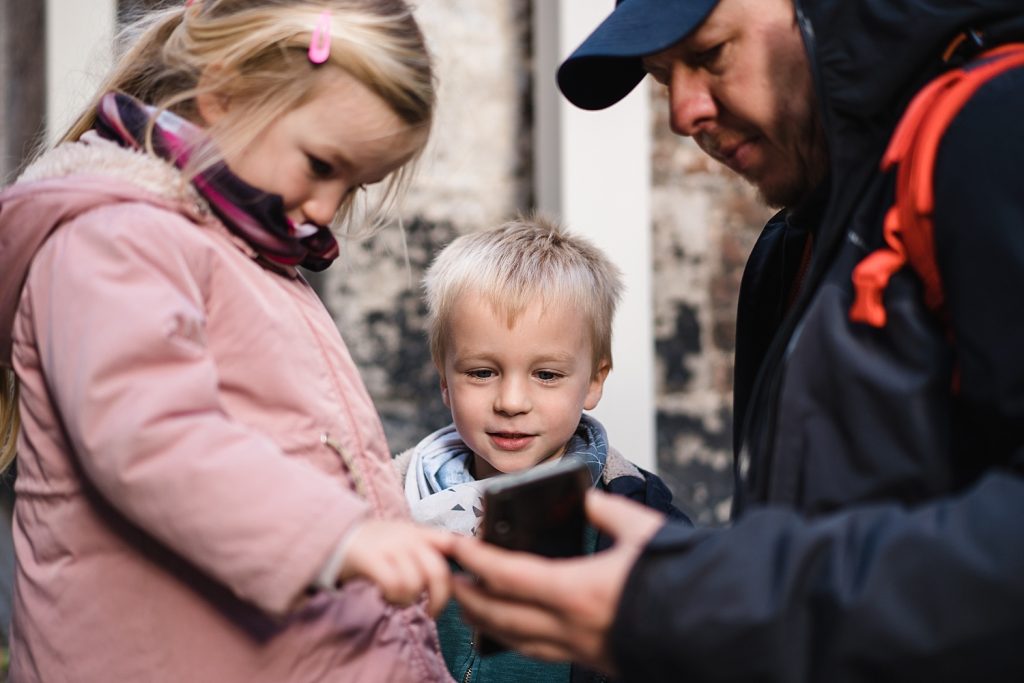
[{"xmin": 610, "ymin": 1, "xmax": 1024, "ymax": 681}]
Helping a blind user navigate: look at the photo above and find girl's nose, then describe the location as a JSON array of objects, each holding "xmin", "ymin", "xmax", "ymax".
[{"xmin": 301, "ymin": 182, "xmax": 350, "ymax": 227}]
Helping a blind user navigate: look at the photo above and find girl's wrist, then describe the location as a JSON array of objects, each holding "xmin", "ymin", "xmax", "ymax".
[{"xmin": 314, "ymin": 520, "xmax": 365, "ymax": 591}]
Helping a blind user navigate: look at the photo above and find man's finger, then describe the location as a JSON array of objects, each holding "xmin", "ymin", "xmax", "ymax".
[
  {"xmin": 450, "ymin": 536, "xmax": 585, "ymax": 604},
  {"xmin": 585, "ymin": 489, "xmax": 665, "ymax": 545},
  {"xmin": 452, "ymin": 574, "xmax": 572, "ymax": 657}
]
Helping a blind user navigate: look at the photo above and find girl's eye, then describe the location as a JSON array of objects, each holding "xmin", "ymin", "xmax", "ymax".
[{"xmin": 307, "ymin": 154, "xmax": 334, "ymax": 178}]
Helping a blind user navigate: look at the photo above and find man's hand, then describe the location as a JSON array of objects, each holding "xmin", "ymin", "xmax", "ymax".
[
  {"xmin": 340, "ymin": 520, "xmax": 455, "ymax": 616},
  {"xmin": 450, "ymin": 489, "xmax": 665, "ymax": 674}
]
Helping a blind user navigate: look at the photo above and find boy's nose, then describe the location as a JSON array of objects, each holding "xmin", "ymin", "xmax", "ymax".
[{"xmin": 494, "ymin": 379, "xmax": 530, "ymax": 416}]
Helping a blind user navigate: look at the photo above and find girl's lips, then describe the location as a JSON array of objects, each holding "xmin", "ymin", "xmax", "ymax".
[{"xmin": 488, "ymin": 432, "xmax": 534, "ymax": 451}]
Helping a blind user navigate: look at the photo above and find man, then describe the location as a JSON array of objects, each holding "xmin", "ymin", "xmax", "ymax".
[{"xmin": 450, "ymin": 0, "xmax": 1024, "ymax": 680}]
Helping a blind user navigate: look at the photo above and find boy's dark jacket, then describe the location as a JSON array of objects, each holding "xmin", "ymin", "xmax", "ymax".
[{"xmin": 610, "ymin": 0, "xmax": 1024, "ymax": 681}]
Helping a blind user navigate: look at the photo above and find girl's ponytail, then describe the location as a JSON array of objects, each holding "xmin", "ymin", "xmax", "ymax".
[{"xmin": 0, "ymin": 370, "xmax": 18, "ymax": 473}]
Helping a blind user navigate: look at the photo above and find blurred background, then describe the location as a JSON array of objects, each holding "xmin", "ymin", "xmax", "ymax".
[{"xmin": 0, "ymin": 0, "xmax": 772, "ymax": 647}]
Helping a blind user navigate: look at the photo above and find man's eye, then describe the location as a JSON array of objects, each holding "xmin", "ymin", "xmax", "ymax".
[
  {"xmin": 307, "ymin": 155, "xmax": 334, "ymax": 178},
  {"xmin": 645, "ymin": 67, "xmax": 669, "ymax": 86},
  {"xmin": 695, "ymin": 43, "xmax": 724, "ymax": 67}
]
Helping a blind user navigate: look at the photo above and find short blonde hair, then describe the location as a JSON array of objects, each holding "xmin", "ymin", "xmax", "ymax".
[
  {"xmin": 59, "ymin": 0, "xmax": 435, "ymax": 233},
  {"xmin": 424, "ymin": 214, "xmax": 623, "ymax": 375}
]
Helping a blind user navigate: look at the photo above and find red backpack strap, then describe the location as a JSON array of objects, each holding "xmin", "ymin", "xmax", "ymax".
[{"xmin": 849, "ymin": 42, "xmax": 1024, "ymax": 328}]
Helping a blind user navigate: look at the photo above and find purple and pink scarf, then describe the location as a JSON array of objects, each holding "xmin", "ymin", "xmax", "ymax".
[{"xmin": 94, "ymin": 92, "xmax": 340, "ymax": 271}]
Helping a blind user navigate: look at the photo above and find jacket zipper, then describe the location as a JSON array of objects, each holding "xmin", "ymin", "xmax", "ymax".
[
  {"xmin": 462, "ymin": 636, "xmax": 476, "ymax": 683},
  {"xmin": 321, "ymin": 432, "xmax": 368, "ymax": 499}
]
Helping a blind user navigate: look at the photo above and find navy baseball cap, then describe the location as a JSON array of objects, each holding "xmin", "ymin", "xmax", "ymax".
[{"xmin": 557, "ymin": 0, "xmax": 720, "ymax": 110}]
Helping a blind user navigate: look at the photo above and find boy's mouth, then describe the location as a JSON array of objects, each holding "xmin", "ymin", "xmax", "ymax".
[{"xmin": 487, "ymin": 432, "xmax": 534, "ymax": 451}]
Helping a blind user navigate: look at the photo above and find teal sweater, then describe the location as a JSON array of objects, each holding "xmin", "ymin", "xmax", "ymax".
[{"xmin": 437, "ymin": 524, "xmax": 599, "ymax": 683}]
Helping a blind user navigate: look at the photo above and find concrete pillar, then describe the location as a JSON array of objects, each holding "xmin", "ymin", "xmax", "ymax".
[
  {"xmin": 45, "ymin": 0, "xmax": 117, "ymax": 143},
  {"xmin": 533, "ymin": 0, "xmax": 655, "ymax": 470},
  {"xmin": 1, "ymin": 0, "xmax": 47, "ymax": 182}
]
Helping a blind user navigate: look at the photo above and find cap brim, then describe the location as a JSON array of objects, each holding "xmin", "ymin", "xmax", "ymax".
[{"xmin": 557, "ymin": 0, "xmax": 719, "ymax": 110}]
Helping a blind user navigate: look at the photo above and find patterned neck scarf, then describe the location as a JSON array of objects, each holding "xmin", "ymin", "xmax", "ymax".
[
  {"xmin": 403, "ymin": 414, "xmax": 609, "ymax": 537},
  {"xmin": 93, "ymin": 92, "xmax": 339, "ymax": 271}
]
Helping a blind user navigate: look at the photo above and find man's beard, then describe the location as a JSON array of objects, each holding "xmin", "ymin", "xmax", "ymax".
[{"xmin": 757, "ymin": 105, "xmax": 829, "ymax": 209}]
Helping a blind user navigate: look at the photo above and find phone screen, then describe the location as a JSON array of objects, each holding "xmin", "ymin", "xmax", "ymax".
[{"xmin": 480, "ymin": 458, "xmax": 590, "ymax": 557}]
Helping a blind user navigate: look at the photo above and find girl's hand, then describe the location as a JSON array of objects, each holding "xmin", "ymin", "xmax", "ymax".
[{"xmin": 339, "ymin": 520, "xmax": 456, "ymax": 616}]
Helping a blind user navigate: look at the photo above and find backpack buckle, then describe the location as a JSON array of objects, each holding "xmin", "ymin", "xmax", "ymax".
[{"xmin": 942, "ymin": 29, "xmax": 986, "ymax": 65}]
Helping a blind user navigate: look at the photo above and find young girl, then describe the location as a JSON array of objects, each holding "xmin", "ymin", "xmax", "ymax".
[{"xmin": 0, "ymin": 1, "xmax": 456, "ymax": 681}]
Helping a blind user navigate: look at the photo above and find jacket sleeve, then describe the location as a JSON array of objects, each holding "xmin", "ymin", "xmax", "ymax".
[
  {"xmin": 25, "ymin": 203, "xmax": 371, "ymax": 615},
  {"xmin": 608, "ymin": 69, "xmax": 1024, "ymax": 682},
  {"xmin": 610, "ymin": 478, "xmax": 1024, "ymax": 682}
]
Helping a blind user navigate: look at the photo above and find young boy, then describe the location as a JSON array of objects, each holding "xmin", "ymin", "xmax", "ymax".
[{"xmin": 395, "ymin": 214, "xmax": 687, "ymax": 683}]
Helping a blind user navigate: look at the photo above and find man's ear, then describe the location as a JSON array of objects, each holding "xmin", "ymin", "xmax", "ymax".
[
  {"xmin": 195, "ymin": 65, "xmax": 233, "ymax": 126},
  {"xmin": 583, "ymin": 358, "xmax": 611, "ymax": 411}
]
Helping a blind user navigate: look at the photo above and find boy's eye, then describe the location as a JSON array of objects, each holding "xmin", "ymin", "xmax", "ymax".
[
  {"xmin": 468, "ymin": 369, "xmax": 495, "ymax": 380},
  {"xmin": 307, "ymin": 154, "xmax": 334, "ymax": 178},
  {"xmin": 535, "ymin": 370, "xmax": 561, "ymax": 382}
]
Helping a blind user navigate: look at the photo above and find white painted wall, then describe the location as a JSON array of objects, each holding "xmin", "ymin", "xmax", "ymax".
[
  {"xmin": 533, "ymin": 0, "xmax": 655, "ymax": 470},
  {"xmin": 46, "ymin": 0, "xmax": 117, "ymax": 143}
]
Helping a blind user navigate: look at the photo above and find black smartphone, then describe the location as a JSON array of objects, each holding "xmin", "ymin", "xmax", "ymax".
[{"xmin": 474, "ymin": 458, "xmax": 591, "ymax": 655}]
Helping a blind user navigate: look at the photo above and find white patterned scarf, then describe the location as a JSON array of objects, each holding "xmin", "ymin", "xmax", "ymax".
[{"xmin": 403, "ymin": 415, "xmax": 608, "ymax": 537}]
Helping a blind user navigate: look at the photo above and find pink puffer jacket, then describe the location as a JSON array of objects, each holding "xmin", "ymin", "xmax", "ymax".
[{"xmin": 0, "ymin": 136, "xmax": 452, "ymax": 682}]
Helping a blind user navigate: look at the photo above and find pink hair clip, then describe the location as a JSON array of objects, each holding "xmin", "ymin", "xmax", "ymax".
[
  {"xmin": 185, "ymin": 0, "xmax": 197, "ymax": 6},
  {"xmin": 308, "ymin": 10, "xmax": 332, "ymax": 65}
]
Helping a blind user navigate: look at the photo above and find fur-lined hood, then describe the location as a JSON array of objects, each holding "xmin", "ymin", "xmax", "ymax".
[{"xmin": 0, "ymin": 135, "xmax": 215, "ymax": 367}]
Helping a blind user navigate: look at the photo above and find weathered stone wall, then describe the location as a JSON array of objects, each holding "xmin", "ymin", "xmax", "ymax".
[
  {"xmin": 649, "ymin": 88, "xmax": 772, "ymax": 524},
  {"xmin": 316, "ymin": 0, "xmax": 533, "ymax": 453}
]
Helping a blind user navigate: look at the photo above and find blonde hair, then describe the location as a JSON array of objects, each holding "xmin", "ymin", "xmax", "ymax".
[
  {"xmin": 423, "ymin": 214, "xmax": 623, "ymax": 375},
  {"xmin": 61, "ymin": 0, "xmax": 435, "ymax": 231},
  {"xmin": 1, "ymin": 0, "xmax": 435, "ymax": 473},
  {"xmin": 0, "ymin": 370, "xmax": 17, "ymax": 473}
]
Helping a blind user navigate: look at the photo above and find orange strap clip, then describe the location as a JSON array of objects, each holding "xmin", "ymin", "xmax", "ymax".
[{"xmin": 849, "ymin": 42, "xmax": 1024, "ymax": 328}]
